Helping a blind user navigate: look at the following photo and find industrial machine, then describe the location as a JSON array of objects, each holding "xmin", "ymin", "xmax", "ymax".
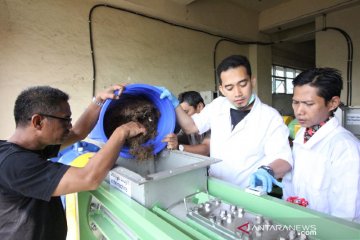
[
  {"xmin": 58, "ymin": 84, "xmax": 359, "ymax": 240},
  {"xmin": 58, "ymin": 142, "xmax": 360, "ymax": 240},
  {"xmin": 342, "ymin": 106, "xmax": 360, "ymax": 139}
]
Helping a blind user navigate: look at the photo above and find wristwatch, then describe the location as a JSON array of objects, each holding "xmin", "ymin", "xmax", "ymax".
[
  {"xmin": 92, "ymin": 97, "xmax": 104, "ymax": 107},
  {"xmin": 178, "ymin": 144, "xmax": 184, "ymax": 152},
  {"xmin": 258, "ymin": 165, "xmax": 274, "ymax": 177}
]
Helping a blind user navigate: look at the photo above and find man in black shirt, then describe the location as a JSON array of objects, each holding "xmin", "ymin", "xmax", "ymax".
[{"xmin": 0, "ymin": 85, "xmax": 146, "ymax": 240}]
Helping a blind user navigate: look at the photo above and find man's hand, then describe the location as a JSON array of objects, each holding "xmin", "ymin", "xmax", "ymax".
[
  {"xmin": 162, "ymin": 133, "xmax": 179, "ymax": 150},
  {"xmin": 118, "ymin": 121, "xmax": 147, "ymax": 139},
  {"xmin": 156, "ymin": 86, "xmax": 179, "ymax": 108},
  {"xmin": 95, "ymin": 84, "xmax": 126, "ymax": 103},
  {"xmin": 249, "ymin": 168, "xmax": 283, "ymax": 193}
]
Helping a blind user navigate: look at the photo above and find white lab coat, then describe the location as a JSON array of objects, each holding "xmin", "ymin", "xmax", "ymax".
[
  {"xmin": 283, "ymin": 117, "xmax": 360, "ymax": 221},
  {"xmin": 192, "ymin": 96, "xmax": 293, "ymax": 188}
]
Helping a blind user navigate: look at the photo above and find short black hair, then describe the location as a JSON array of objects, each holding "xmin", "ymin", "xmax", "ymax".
[
  {"xmin": 178, "ymin": 91, "xmax": 204, "ymax": 107},
  {"xmin": 293, "ymin": 67, "xmax": 343, "ymax": 102},
  {"xmin": 14, "ymin": 86, "xmax": 69, "ymax": 127},
  {"xmin": 216, "ymin": 55, "xmax": 252, "ymax": 85}
]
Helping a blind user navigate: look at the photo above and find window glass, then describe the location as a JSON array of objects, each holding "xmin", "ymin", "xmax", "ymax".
[
  {"xmin": 286, "ymin": 69, "xmax": 294, "ymax": 78},
  {"xmin": 275, "ymin": 66, "xmax": 284, "ymax": 77},
  {"xmin": 272, "ymin": 65, "xmax": 302, "ymax": 94},
  {"xmin": 275, "ymin": 79, "xmax": 285, "ymax": 93},
  {"xmin": 286, "ymin": 79, "xmax": 293, "ymax": 94}
]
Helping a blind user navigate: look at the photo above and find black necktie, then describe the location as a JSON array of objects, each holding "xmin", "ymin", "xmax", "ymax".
[{"xmin": 230, "ymin": 108, "xmax": 250, "ymax": 130}]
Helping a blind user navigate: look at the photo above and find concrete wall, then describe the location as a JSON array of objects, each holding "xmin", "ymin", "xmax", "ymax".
[
  {"xmin": 272, "ymin": 94, "xmax": 294, "ymax": 116},
  {"xmin": 0, "ymin": 0, "xmax": 269, "ymax": 139},
  {"xmin": 272, "ymin": 41, "xmax": 315, "ymax": 69},
  {"xmin": 1, "ymin": 0, "xmax": 359, "ymax": 139},
  {"xmin": 271, "ymin": 40, "xmax": 315, "ymax": 115},
  {"xmin": 263, "ymin": 0, "xmax": 360, "ymax": 116},
  {"xmin": 316, "ymin": 5, "xmax": 360, "ymax": 106}
]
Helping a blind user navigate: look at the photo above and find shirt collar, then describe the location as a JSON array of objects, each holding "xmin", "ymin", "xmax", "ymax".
[{"xmin": 304, "ymin": 118, "xmax": 330, "ymax": 143}]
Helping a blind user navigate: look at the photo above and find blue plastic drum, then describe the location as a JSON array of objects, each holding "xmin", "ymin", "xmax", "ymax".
[{"xmin": 92, "ymin": 84, "xmax": 175, "ymax": 159}]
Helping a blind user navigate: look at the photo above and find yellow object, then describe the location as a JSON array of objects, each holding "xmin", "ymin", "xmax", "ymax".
[
  {"xmin": 66, "ymin": 152, "xmax": 94, "ymax": 240},
  {"xmin": 294, "ymin": 124, "xmax": 301, "ymax": 137},
  {"xmin": 282, "ymin": 116, "xmax": 294, "ymax": 125},
  {"xmin": 69, "ymin": 152, "xmax": 94, "ymax": 167}
]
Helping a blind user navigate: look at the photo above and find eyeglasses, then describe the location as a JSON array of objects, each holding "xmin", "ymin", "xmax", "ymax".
[{"xmin": 39, "ymin": 113, "xmax": 72, "ymax": 124}]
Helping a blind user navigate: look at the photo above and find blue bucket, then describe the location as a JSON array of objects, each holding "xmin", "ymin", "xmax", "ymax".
[{"xmin": 90, "ymin": 84, "xmax": 175, "ymax": 159}]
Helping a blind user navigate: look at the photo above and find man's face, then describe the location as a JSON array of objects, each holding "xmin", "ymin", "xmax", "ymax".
[
  {"xmin": 292, "ymin": 84, "xmax": 338, "ymax": 128},
  {"xmin": 180, "ymin": 102, "xmax": 203, "ymax": 116},
  {"xmin": 219, "ymin": 66, "xmax": 255, "ymax": 109},
  {"xmin": 41, "ymin": 101, "xmax": 72, "ymax": 144}
]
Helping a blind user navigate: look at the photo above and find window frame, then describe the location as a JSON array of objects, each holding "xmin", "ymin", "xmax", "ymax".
[{"xmin": 272, "ymin": 65, "xmax": 303, "ymax": 94}]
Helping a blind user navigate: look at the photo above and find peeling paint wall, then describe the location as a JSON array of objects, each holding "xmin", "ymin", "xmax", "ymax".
[
  {"xmin": 0, "ymin": 0, "xmax": 265, "ymax": 138},
  {"xmin": 316, "ymin": 5, "xmax": 360, "ymax": 107}
]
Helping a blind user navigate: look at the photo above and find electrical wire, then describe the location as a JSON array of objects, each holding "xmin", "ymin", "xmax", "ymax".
[
  {"xmin": 88, "ymin": 4, "xmax": 272, "ymax": 95},
  {"xmin": 88, "ymin": 4, "xmax": 354, "ymax": 106},
  {"xmin": 271, "ymin": 23, "xmax": 354, "ymax": 106},
  {"xmin": 322, "ymin": 27, "xmax": 353, "ymax": 106}
]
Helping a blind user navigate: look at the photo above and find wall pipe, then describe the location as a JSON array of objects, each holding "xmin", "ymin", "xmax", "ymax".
[
  {"xmin": 323, "ymin": 27, "xmax": 353, "ymax": 106},
  {"xmin": 88, "ymin": 3, "xmax": 272, "ymax": 96},
  {"xmin": 88, "ymin": 4, "xmax": 354, "ymax": 106}
]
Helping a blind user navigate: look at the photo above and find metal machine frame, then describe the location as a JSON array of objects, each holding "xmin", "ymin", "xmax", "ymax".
[{"xmin": 77, "ymin": 177, "xmax": 360, "ymax": 240}]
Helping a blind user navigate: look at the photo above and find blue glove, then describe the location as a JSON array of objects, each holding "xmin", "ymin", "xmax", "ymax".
[
  {"xmin": 249, "ymin": 168, "xmax": 283, "ymax": 193},
  {"xmin": 156, "ymin": 86, "xmax": 179, "ymax": 108}
]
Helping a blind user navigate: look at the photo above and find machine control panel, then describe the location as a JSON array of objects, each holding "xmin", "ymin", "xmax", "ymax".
[{"xmin": 187, "ymin": 198, "xmax": 309, "ymax": 240}]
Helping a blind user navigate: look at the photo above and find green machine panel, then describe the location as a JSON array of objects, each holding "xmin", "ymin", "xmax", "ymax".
[{"xmin": 77, "ymin": 177, "xmax": 360, "ymax": 240}]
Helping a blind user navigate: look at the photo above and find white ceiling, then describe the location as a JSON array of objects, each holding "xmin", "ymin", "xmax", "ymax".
[
  {"xmin": 171, "ymin": 0, "xmax": 290, "ymax": 12},
  {"xmin": 226, "ymin": 0, "xmax": 291, "ymax": 12}
]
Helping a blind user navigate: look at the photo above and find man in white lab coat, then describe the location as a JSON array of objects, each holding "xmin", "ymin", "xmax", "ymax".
[
  {"xmin": 159, "ymin": 55, "xmax": 293, "ymax": 192},
  {"xmin": 283, "ymin": 67, "xmax": 360, "ymax": 221}
]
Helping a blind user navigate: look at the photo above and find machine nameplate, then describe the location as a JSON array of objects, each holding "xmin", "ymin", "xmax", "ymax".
[
  {"xmin": 109, "ymin": 170, "xmax": 132, "ymax": 196},
  {"xmin": 346, "ymin": 112, "xmax": 360, "ymax": 125}
]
